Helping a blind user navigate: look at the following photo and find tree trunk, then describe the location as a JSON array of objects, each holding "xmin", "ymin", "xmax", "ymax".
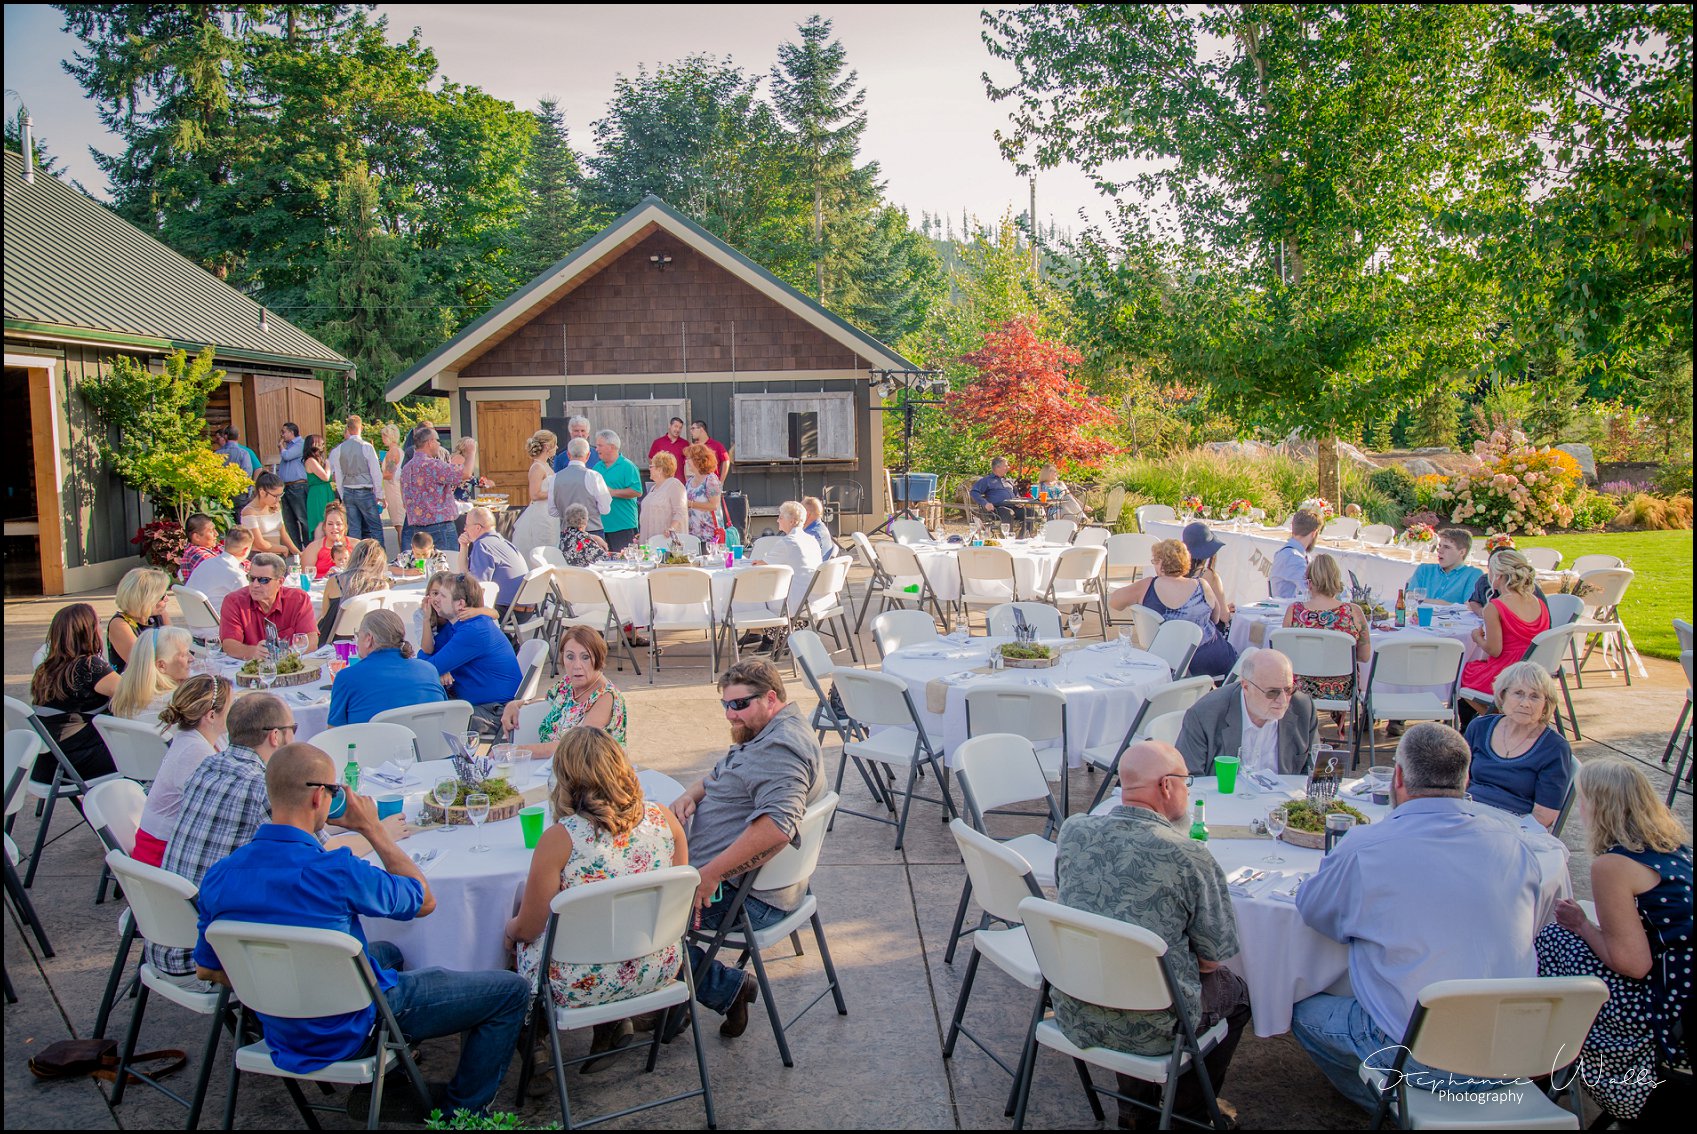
[{"xmin": 1317, "ymin": 433, "xmax": 1341, "ymax": 507}]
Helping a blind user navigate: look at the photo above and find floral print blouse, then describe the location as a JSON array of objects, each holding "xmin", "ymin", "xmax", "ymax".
[{"xmin": 537, "ymin": 679, "xmax": 627, "ymax": 746}]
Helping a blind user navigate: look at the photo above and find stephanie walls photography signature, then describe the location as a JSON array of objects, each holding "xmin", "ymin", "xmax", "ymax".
[{"xmin": 1364, "ymin": 1044, "xmax": 1665, "ymax": 1097}]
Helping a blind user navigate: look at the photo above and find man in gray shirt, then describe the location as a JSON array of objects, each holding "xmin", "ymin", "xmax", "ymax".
[
  {"xmin": 670, "ymin": 660, "xmax": 825, "ymax": 1038},
  {"xmin": 549, "ymin": 437, "xmax": 611, "ymax": 536}
]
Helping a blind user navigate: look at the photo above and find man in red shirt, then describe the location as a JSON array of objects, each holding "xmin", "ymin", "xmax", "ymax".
[
  {"xmin": 689, "ymin": 419, "xmax": 730, "ymax": 479},
  {"xmin": 218, "ymin": 552, "xmax": 318, "ymax": 659},
  {"xmin": 648, "ymin": 417, "xmax": 690, "ymax": 481}
]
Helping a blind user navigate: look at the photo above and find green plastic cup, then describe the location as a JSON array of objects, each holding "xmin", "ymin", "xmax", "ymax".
[
  {"xmin": 518, "ymin": 804, "xmax": 546, "ymax": 850},
  {"xmin": 1215, "ymin": 755, "xmax": 1240, "ymax": 795}
]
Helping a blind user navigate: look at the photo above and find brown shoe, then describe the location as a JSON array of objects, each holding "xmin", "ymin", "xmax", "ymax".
[{"xmin": 719, "ymin": 973, "xmax": 758, "ymax": 1038}]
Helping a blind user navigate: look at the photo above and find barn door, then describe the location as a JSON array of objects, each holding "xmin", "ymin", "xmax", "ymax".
[
  {"xmin": 246, "ymin": 375, "xmax": 326, "ymax": 465},
  {"xmin": 475, "ymin": 400, "xmax": 543, "ymax": 499}
]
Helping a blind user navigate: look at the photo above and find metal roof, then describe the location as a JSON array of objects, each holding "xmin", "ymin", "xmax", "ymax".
[
  {"xmin": 386, "ymin": 194, "xmax": 915, "ymax": 398},
  {"xmin": 2, "ymin": 149, "xmax": 350, "ymax": 370}
]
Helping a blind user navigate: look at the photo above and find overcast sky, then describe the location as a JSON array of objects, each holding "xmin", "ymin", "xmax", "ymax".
[{"xmin": 3, "ymin": 3, "xmax": 1130, "ymax": 233}]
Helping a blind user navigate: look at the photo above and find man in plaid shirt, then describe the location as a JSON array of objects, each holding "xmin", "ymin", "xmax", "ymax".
[{"xmin": 176, "ymin": 513, "xmax": 223, "ymax": 584}]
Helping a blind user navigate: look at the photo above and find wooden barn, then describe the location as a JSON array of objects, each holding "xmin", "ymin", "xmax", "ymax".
[
  {"xmin": 385, "ymin": 195, "xmax": 916, "ymax": 532},
  {"xmin": 3, "ymin": 148, "xmax": 349, "ymax": 596}
]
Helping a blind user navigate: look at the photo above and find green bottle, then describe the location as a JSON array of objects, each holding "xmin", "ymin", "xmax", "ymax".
[
  {"xmin": 343, "ymin": 744, "xmax": 360, "ymax": 793},
  {"xmin": 1188, "ymin": 799, "xmax": 1208, "ymax": 842}
]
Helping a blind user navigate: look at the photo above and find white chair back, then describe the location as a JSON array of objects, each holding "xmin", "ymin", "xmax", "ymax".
[
  {"xmin": 1073, "ymin": 526, "xmax": 1110, "ymax": 548},
  {"xmin": 310, "ymin": 722, "xmax": 418, "ymax": 770},
  {"xmin": 1372, "ymin": 637, "xmax": 1465, "ymax": 690},
  {"xmin": 954, "ymin": 733, "xmax": 1055, "ymax": 819},
  {"xmin": 514, "ymin": 637, "xmax": 551, "ymax": 702},
  {"xmin": 1673, "ymin": 619, "xmax": 1693, "ymax": 655},
  {"xmin": 950, "ymin": 819, "xmax": 1040, "ymax": 924},
  {"xmin": 1544, "ymin": 592, "xmax": 1585, "ymax": 627},
  {"xmin": 1104, "ymin": 533, "xmax": 1156, "ymax": 577},
  {"xmin": 370, "ymin": 700, "xmax": 474, "ymax": 760},
  {"xmin": 891, "ymin": 519, "xmax": 930, "ymax": 546},
  {"xmin": 5, "ymin": 730, "xmax": 42, "ymax": 819},
  {"xmin": 83, "ymin": 778, "xmax": 146, "ymax": 856},
  {"xmin": 329, "ymin": 589, "xmax": 390, "ymax": 641},
  {"xmin": 1129, "ymin": 605, "xmax": 1165, "ymax": 650},
  {"xmin": 1142, "ymin": 709, "xmax": 1187, "ymax": 747},
  {"xmin": 1522, "ymin": 624, "xmax": 1584, "ymax": 676},
  {"xmin": 646, "ymin": 567, "xmax": 714, "ymax": 626},
  {"xmin": 203, "ymin": 921, "xmax": 375, "ymax": 1019},
  {"xmin": 545, "ymin": 864, "xmax": 699, "ymax": 966},
  {"xmin": 1267, "ymin": 627, "xmax": 1356, "ymax": 681},
  {"xmin": 1577, "ymin": 567, "xmax": 1633, "ymax": 614},
  {"xmin": 747, "ymin": 793, "xmax": 838, "ymax": 893},
  {"xmin": 554, "ymin": 566, "xmax": 618, "ymax": 626},
  {"xmin": 91, "ymin": 715, "xmax": 170, "ymax": 781},
  {"xmin": 1521, "ymin": 547, "xmax": 1562, "ymax": 572},
  {"xmin": 1050, "ymin": 546, "xmax": 1106, "ymax": 588},
  {"xmin": 985, "ymin": 603, "xmax": 1063, "ymax": 639},
  {"xmin": 1019, "ymin": 896, "xmax": 1173, "ymax": 1011},
  {"xmin": 1358, "ymin": 524, "xmax": 1395, "ymax": 546},
  {"xmin": 1569, "ymin": 553, "xmax": 1622, "ymax": 575},
  {"xmin": 1323, "ymin": 517, "xmax": 1361, "ymax": 540},
  {"xmin": 749, "ymin": 536, "xmax": 786, "ymax": 563},
  {"xmin": 725, "ymin": 565, "xmax": 792, "ymax": 616},
  {"xmin": 1038, "ymin": 520, "xmax": 1076, "ymax": 544},
  {"xmin": 1135, "ymin": 504, "xmax": 1176, "ymax": 530},
  {"xmin": 1138, "ymin": 676, "xmax": 1216, "ymax": 726},
  {"xmin": 849, "ymin": 530, "xmax": 879, "ymax": 571},
  {"xmin": 964, "ymin": 685, "xmax": 1065, "ymax": 745},
  {"xmin": 106, "ymin": 849, "xmax": 202, "ymax": 949},
  {"xmin": 833, "ymin": 669, "xmax": 922, "ymax": 729},
  {"xmin": 872, "ymin": 540, "xmax": 927, "ymax": 590},
  {"xmin": 1403, "ymin": 977, "xmax": 1609, "ymax": 1079},
  {"xmin": 172, "ymin": 585, "xmax": 221, "ymax": 637},
  {"xmin": 530, "ymin": 546, "xmax": 568, "ymax": 571},
  {"xmin": 957, "ymin": 546, "xmax": 1017, "ymax": 601},
  {"xmin": 1148, "ymin": 619, "xmax": 1204, "ymax": 676},
  {"xmin": 873, "ymin": 609, "xmax": 937, "ymax": 657},
  {"xmin": 478, "ymin": 580, "xmax": 499, "ymax": 609},
  {"xmin": 514, "ymin": 701, "xmax": 552, "ymax": 746},
  {"xmin": 787, "ymin": 628, "xmax": 835, "ymax": 680},
  {"xmin": 801, "ymin": 554, "xmax": 853, "ymax": 617},
  {"xmin": 509, "ymin": 564, "xmax": 558, "ymax": 611}
]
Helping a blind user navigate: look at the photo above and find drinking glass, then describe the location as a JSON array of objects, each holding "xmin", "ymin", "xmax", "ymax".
[
  {"xmin": 490, "ymin": 744, "xmax": 515, "ymax": 780},
  {"xmin": 257, "ymin": 657, "xmax": 277, "ymax": 690},
  {"xmin": 432, "ymin": 776, "xmax": 460, "ymax": 831},
  {"xmin": 930, "ymin": 528, "xmax": 944, "ymax": 543},
  {"xmin": 394, "ymin": 743, "xmax": 417, "ymax": 781},
  {"xmin": 465, "ymin": 792, "xmax": 491, "ymax": 852},
  {"xmin": 291, "ymin": 633, "xmax": 310, "ymax": 655},
  {"xmin": 999, "ymin": 523, "xmax": 1011, "ymax": 540},
  {"xmin": 1264, "ymin": 806, "xmax": 1287, "ymax": 864},
  {"xmin": 462, "ymin": 730, "xmax": 482, "ymax": 759},
  {"xmin": 1068, "ymin": 610, "xmax": 1084, "ymax": 638}
]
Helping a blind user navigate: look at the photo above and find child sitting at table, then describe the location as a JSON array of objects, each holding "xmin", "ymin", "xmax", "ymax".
[
  {"xmin": 329, "ymin": 543, "xmax": 351, "ymax": 573},
  {"xmin": 394, "ymin": 530, "xmax": 435, "ymax": 574}
]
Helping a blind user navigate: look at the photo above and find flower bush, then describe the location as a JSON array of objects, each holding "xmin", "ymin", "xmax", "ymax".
[
  {"xmin": 1436, "ymin": 430, "xmax": 1581, "ymax": 534},
  {"xmin": 1412, "ymin": 474, "xmax": 1450, "ymax": 511},
  {"xmin": 132, "ymin": 520, "xmax": 187, "ymax": 572},
  {"xmin": 1401, "ymin": 522, "xmax": 1436, "ymax": 544}
]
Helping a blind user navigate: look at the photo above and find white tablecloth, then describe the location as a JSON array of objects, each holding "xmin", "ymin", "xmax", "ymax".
[
  {"xmin": 1092, "ymin": 776, "xmax": 1572, "ymax": 1036},
  {"xmin": 588, "ymin": 561, "xmax": 794, "ymax": 628},
  {"xmin": 1144, "ymin": 521, "xmax": 1445, "ymax": 608},
  {"xmin": 1228, "ymin": 600, "xmax": 1485, "ymax": 697},
  {"xmin": 359, "ymin": 759, "xmax": 685, "ymax": 972},
  {"xmin": 879, "ymin": 637, "xmax": 1173, "ymax": 766},
  {"xmin": 897, "ymin": 538, "xmax": 1070, "ymax": 603}
]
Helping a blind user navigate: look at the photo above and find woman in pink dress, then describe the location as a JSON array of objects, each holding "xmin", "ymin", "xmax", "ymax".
[{"xmin": 1460, "ymin": 550, "xmax": 1550, "ymax": 718}]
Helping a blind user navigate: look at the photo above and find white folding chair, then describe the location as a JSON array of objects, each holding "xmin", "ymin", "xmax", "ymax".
[
  {"xmin": 3, "ymin": 731, "xmax": 53, "ymax": 961},
  {"xmin": 872, "ymin": 608, "xmax": 939, "ymax": 659},
  {"xmin": 719, "ymin": 565, "xmax": 794, "ymax": 663},
  {"xmin": 1356, "ymin": 637, "xmax": 1465, "ymax": 766},
  {"xmin": 1673, "ymin": 618, "xmax": 1693, "ymax": 655},
  {"xmin": 511, "ymin": 700, "xmax": 553, "ymax": 746},
  {"xmin": 512, "ymin": 867, "xmax": 716, "ymax": 1127},
  {"xmin": 309, "ymin": 722, "xmax": 419, "ymax": 772},
  {"xmin": 1073, "ymin": 526, "xmax": 1111, "ymax": 548},
  {"xmin": 1571, "ymin": 568, "xmax": 1643, "ymax": 685},
  {"xmin": 1082, "ymin": 676, "xmax": 1215, "ymax": 809},
  {"xmin": 102, "ymin": 850, "xmax": 238, "ymax": 1127},
  {"xmin": 646, "ymin": 567, "xmax": 718, "ymax": 683},
  {"xmin": 942, "ymin": 820, "xmax": 1046, "ymax": 1092},
  {"xmin": 1141, "ymin": 710, "xmax": 1187, "ymax": 748},
  {"xmin": 1473, "ymin": 623, "xmax": 1586, "ymax": 740},
  {"xmin": 832, "ymin": 670, "xmax": 957, "ymax": 848},
  {"xmin": 554, "ymin": 565, "xmax": 642, "ymax": 675},
  {"xmin": 82, "ymin": 775, "xmax": 146, "ymax": 905},
  {"xmin": 1045, "ymin": 546, "xmax": 1108, "ymax": 637},
  {"xmin": 958, "ymin": 546, "xmax": 1021, "ymax": 628},
  {"xmin": 1038, "ymin": 519, "xmax": 1077, "ymax": 545},
  {"xmin": 986, "ymin": 603, "xmax": 1064, "ymax": 640},
  {"xmin": 1099, "ymin": 485, "xmax": 1126, "ymax": 529},
  {"xmin": 964, "ymin": 685, "xmax": 1070, "ymax": 812},
  {"xmin": 1268, "ymin": 627, "xmax": 1357, "ymax": 736},
  {"xmin": 1665, "ymin": 649, "xmax": 1693, "ymax": 806},
  {"xmin": 789, "ymin": 629, "xmax": 859, "ymax": 749},
  {"xmin": 1363, "ymin": 977, "xmax": 1608, "ymax": 1130},
  {"xmin": 204, "ymin": 920, "xmax": 432, "ymax": 1130},
  {"xmin": 171, "ymin": 584, "xmax": 222, "ymax": 643},
  {"xmin": 530, "ymin": 546, "xmax": 567, "ymax": 571},
  {"xmin": 1544, "ymin": 591, "xmax": 1584, "ymax": 627},
  {"xmin": 1521, "ymin": 547, "xmax": 1562, "ymax": 572},
  {"xmin": 327, "ymin": 589, "xmax": 390, "ymax": 642},
  {"xmin": 749, "ymin": 535, "xmax": 786, "ymax": 563},
  {"xmin": 1358, "ymin": 523, "xmax": 1396, "ymax": 546},
  {"xmin": 1147, "ymin": 619, "xmax": 1204, "ymax": 678},
  {"xmin": 1127, "ymin": 604, "xmax": 1166, "ymax": 650},
  {"xmin": 687, "ymin": 794, "xmax": 845, "ymax": 1068},
  {"xmin": 867, "ymin": 540, "xmax": 952, "ymax": 630},
  {"xmin": 1569, "ymin": 553, "xmax": 1622, "ymax": 575},
  {"xmin": 1104, "ymin": 533, "xmax": 1157, "ymax": 587},
  {"xmin": 498, "ymin": 565, "xmax": 560, "ymax": 643},
  {"xmin": 371, "ymin": 700, "xmax": 473, "ymax": 760},
  {"xmin": 790, "ymin": 554, "xmax": 860, "ymax": 664},
  {"xmin": 1323, "ymin": 517, "xmax": 1361, "ymax": 540},
  {"xmin": 848, "ymin": 531, "xmax": 893, "ymax": 633},
  {"xmin": 891, "ymin": 518, "xmax": 930, "ymax": 546},
  {"xmin": 946, "ymin": 734, "xmax": 1061, "ymax": 963},
  {"xmin": 92, "ymin": 715, "xmax": 170, "ymax": 782},
  {"xmin": 1011, "ymin": 897, "xmax": 1232, "ymax": 1131},
  {"xmin": 513, "ymin": 637, "xmax": 551, "ymax": 703},
  {"xmin": 5, "ymin": 694, "xmax": 120, "ymax": 889},
  {"xmin": 1134, "ymin": 504, "xmax": 1176, "ymax": 531}
]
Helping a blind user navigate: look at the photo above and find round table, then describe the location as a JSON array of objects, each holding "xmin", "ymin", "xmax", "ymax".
[
  {"xmin": 878, "ymin": 637, "xmax": 1173, "ymax": 766},
  {"xmin": 1228, "ymin": 599, "xmax": 1485, "ymax": 698},
  {"xmin": 358, "ymin": 759, "xmax": 686, "ymax": 972},
  {"xmin": 1091, "ymin": 775, "xmax": 1572, "ymax": 1036},
  {"xmin": 904, "ymin": 538, "xmax": 1070, "ymax": 603},
  {"xmin": 587, "ymin": 560, "xmax": 801, "ymax": 628}
]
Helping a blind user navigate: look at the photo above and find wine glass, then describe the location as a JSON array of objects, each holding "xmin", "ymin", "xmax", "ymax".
[
  {"xmin": 1264, "ymin": 806, "xmax": 1287, "ymax": 864},
  {"xmin": 291, "ymin": 632, "xmax": 310, "ymax": 656},
  {"xmin": 1068, "ymin": 609, "xmax": 1084, "ymax": 639},
  {"xmin": 432, "ymin": 776, "xmax": 460, "ymax": 832},
  {"xmin": 465, "ymin": 792, "xmax": 491, "ymax": 852},
  {"xmin": 394, "ymin": 742, "xmax": 417, "ymax": 782},
  {"xmin": 461, "ymin": 730, "xmax": 482, "ymax": 759},
  {"xmin": 257, "ymin": 657, "xmax": 277, "ymax": 691},
  {"xmin": 999, "ymin": 523, "xmax": 1011, "ymax": 540}
]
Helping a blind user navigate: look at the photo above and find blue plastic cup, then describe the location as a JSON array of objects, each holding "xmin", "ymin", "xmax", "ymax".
[
  {"xmin": 731, "ymin": 544, "xmax": 744, "ymax": 560},
  {"xmin": 376, "ymin": 793, "xmax": 403, "ymax": 820},
  {"xmin": 1416, "ymin": 605, "xmax": 1433, "ymax": 628}
]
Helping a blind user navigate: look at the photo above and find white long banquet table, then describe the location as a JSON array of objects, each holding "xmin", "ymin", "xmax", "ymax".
[
  {"xmin": 359, "ymin": 760, "xmax": 686, "ymax": 973},
  {"xmin": 1092, "ymin": 775, "xmax": 1572, "ymax": 1036}
]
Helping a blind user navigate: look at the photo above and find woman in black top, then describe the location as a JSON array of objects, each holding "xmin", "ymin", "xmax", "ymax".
[
  {"xmin": 107, "ymin": 566, "xmax": 172, "ymax": 673},
  {"xmin": 28, "ymin": 603, "xmax": 121, "ymax": 783}
]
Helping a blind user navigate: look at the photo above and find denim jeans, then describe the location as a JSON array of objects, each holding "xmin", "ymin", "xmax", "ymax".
[
  {"xmin": 282, "ymin": 480, "xmax": 310, "ymax": 549},
  {"xmin": 366, "ymin": 941, "xmax": 530, "ymax": 1113},
  {"xmin": 1291, "ymin": 993, "xmax": 1516, "ymax": 1115},
  {"xmin": 686, "ymin": 892, "xmax": 789, "ymax": 1013},
  {"xmin": 342, "ymin": 487, "xmax": 383, "ymax": 541},
  {"xmin": 401, "ymin": 520, "xmax": 458, "ymax": 559}
]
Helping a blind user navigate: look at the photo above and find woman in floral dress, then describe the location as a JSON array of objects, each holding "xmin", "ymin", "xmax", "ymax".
[
  {"xmin": 500, "ymin": 627, "xmax": 628, "ymax": 751},
  {"xmin": 505, "ymin": 726, "xmax": 688, "ymax": 1066},
  {"xmin": 1281, "ymin": 553, "xmax": 1370, "ymax": 730},
  {"xmin": 682, "ymin": 443, "xmax": 722, "ymax": 542}
]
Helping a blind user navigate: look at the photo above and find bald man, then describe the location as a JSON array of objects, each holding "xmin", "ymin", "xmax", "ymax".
[
  {"xmin": 191, "ymin": 743, "xmax": 529, "ymax": 1116},
  {"xmin": 1055, "ymin": 740, "xmax": 1252, "ymax": 1127},
  {"xmin": 1177, "ymin": 647, "xmax": 1319, "ymax": 777}
]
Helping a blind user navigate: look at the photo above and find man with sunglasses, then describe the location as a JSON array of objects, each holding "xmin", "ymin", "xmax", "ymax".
[
  {"xmin": 669, "ymin": 660, "xmax": 825, "ymax": 1039},
  {"xmin": 1177, "ymin": 647, "xmax": 1319, "ymax": 777},
  {"xmin": 218, "ymin": 551, "xmax": 317, "ymax": 660}
]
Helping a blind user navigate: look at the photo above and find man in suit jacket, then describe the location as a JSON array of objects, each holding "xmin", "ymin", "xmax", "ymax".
[{"xmin": 1177, "ymin": 648, "xmax": 1318, "ymax": 776}]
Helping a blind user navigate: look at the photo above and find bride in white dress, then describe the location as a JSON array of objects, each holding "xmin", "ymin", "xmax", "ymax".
[{"xmin": 509, "ymin": 430, "xmax": 560, "ymax": 561}]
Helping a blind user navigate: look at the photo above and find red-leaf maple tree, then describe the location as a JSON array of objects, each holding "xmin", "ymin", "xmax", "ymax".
[{"xmin": 949, "ymin": 317, "xmax": 1119, "ymax": 481}]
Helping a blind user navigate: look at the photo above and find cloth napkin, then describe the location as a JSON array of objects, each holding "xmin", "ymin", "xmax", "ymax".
[
  {"xmin": 284, "ymin": 687, "xmax": 327, "ymax": 707},
  {"xmin": 365, "ymin": 762, "xmax": 419, "ymax": 787},
  {"xmin": 903, "ymin": 647, "xmax": 980, "ymax": 661},
  {"xmin": 925, "ymin": 667, "xmax": 991, "ymax": 713},
  {"xmin": 1225, "ymin": 867, "xmax": 1283, "ymax": 898}
]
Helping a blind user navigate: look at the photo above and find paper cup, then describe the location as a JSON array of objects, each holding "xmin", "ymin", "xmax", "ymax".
[{"xmin": 1214, "ymin": 755, "xmax": 1240, "ymax": 795}]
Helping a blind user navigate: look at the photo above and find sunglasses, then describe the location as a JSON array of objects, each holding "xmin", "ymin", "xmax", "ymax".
[
  {"xmin": 250, "ymin": 575, "xmax": 278, "ymax": 584},
  {"xmin": 305, "ymin": 781, "xmax": 345, "ymax": 800},
  {"xmin": 1243, "ymin": 678, "xmax": 1297, "ymax": 700},
  {"xmin": 720, "ymin": 694, "xmax": 760, "ymax": 711}
]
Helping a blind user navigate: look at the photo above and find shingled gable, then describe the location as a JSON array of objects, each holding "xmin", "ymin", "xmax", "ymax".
[{"xmin": 385, "ymin": 195, "xmax": 915, "ymax": 399}]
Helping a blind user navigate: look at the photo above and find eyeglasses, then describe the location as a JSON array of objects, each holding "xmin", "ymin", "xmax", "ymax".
[
  {"xmin": 1160, "ymin": 773, "xmax": 1197, "ymax": 787},
  {"xmin": 720, "ymin": 694, "xmax": 759, "ymax": 711},
  {"xmin": 1243, "ymin": 678, "xmax": 1297, "ymax": 700},
  {"xmin": 249, "ymin": 575, "xmax": 277, "ymax": 584},
  {"xmin": 268, "ymin": 722, "xmax": 298, "ymax": 735},
  {"xmin": 305, "ymin": 781, "xmax": 345, "ymax": 800}
]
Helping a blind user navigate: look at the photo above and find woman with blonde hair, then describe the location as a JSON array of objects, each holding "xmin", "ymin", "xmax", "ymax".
[
  {"xmin": 1282, "ymin": 552, "xmax": 1371, "ymax": 730},
  {"xmin": 1460, "ymin": 549, "xmax": 1549, "ymax": 718},
  {"xmin": 505, "ymin": 726, "xmax": 688, "ymax": 1068},
  {"xmin": 110, "ymin": 625, "xmax": 195, "ymax": 721},
  {"xmin": 638, "ymin": 450, "xmax": 688, "ymax": 544},
  {"xmin": 132, "ymin": 674, "xmax": 232, "ymax": 866},
  {"xmin": 108, "ymin": 566, "xmax": 173, "ymax": 672},
  {"xmin": 1108, "ymin": 538, "xmax": 1237, "ymax": 678},
  {"xmin": 1536, "ymin": 758, "xmax": 1691, "ymax": 1122},
  {"xmin": 378, "ymin": 422, "xmax": 406, "ymax": 540},
  {"xmin": 1462, "ymin": 660, "xmax": 1572, "ymax": 828},
  {"xmin": 510, "ymin": 429, "xmax": 560, "ymax": 558}
]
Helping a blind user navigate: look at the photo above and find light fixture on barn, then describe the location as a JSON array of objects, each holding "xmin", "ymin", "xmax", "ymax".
[
  {"xmin": 866, "ymin": 368, "xmax": 945, "ymax": 536},
  {"xmin": 648, "ymin": 252, "xmax": 674, "ymax": 271}
]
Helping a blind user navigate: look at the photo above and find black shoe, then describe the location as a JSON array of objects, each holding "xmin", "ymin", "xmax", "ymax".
[
  {"xmin": 580, "ymin": 1020, "xmax": 635, "ymax": 1074},
  {"xmin": 345, "ymin": 1076, "xmax": 442, "ymax": 1124},
  {"xmin": 719, "ymin": 973, "xmax": 758, "ymax": 1038},
  {"xmin": 736, "ymin": 630, "xmax": 764, "ymax": 648}
]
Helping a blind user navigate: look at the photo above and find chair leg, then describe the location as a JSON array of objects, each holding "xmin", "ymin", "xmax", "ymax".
[
  {"xmin": 681, "ymin": 963, "xmax": 717, "ymax": 1129},
  {"xmin": 789, "ymin": 929, "xmax": 805, "ymax": 958},
  {"xmin": 943, "ymin": 880, "xmax": 974, "ymax": 965},
  {"xmin": 92, "ymin": 917, "xmax": 136, "ymax": 1038},
  {"xmin": 23, "ymin": 779, "xmax": 63, "ymax": 888},
  {"xmin": 548, "ymin": 1001, "xmax": 574, "ymax": 1130},
  {"xmin": 1560, "ymin": 671, "xmax": 1581, "ymax": 742},
  {"xmin": 281, "ymin": 1077, "xmax": 321, "ymax": 1130},
  {"xmin": 1663, "ymin": 700, "xmax": 1691, "ymax": 765},
  {"xmin": 892, "ymin": 763, "xmax": 920, "ymax": 850},
  {"xmin": 110, "ymin": 982, "xmax": 149, "ymax": 1106},
  {"xmin": 95, "ymin": 861, "xmax": 111, "ymax": 905},
  {"xmin": 1073, "ymin": 1058, "xmax": 1105, "ymax": 1122},
  {"xmin": 4, "ymin": 855, "xmax": 54, "ymax": 957},
  {"xmin": 1010, "ymin": 987, "xmax": 1048, "ymax": 1130},
  {"xmin": 184, "ymin": 995, "xmax": 232, "ymax": 1131},
  {"xmin": 942, "ymin": 946, "xmax": 982, "ymax": 1058},
  {"xmin": 746, "ymin": 940, "xmax": 792, "ymax": 1067},
  {"xmin": 514, "ymin": 998, "xmax": 541, "ymax": 1104},
  {"xmin": 221, "ymin": 1009, "xmax": 245, "ymax": 1129}
]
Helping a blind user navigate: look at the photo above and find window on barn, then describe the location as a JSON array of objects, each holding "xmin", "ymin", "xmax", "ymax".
[{"xmin": 732, "ymin": 392, "xmax": 856, "ymax": 462}]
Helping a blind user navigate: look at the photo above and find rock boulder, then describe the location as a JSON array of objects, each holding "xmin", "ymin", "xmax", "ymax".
[{"xmin": 1555, "ymin": 443, "xmax": 1597, "ymax": 484}]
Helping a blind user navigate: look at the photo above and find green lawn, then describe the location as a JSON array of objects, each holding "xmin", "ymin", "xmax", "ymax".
[{"xmin": 1514, "ymin": 529, "xmax": 1693, "ymax": 660}]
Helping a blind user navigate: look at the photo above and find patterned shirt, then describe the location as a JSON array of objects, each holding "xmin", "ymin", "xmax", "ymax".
[
  {"xmin": 178, "ymin": 542, "xmax": 221, "ymax": 584},
  {"xmin": 398, "ymin": 452, "xmax": 462, "ymax": 527},
  {"xmin": 1054, "ymin": 805, "xmax": 1240, "ymax": 1056}
]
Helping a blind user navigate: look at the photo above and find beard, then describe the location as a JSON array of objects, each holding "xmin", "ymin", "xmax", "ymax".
[{"xmin": 730, "ymin": 722, "xmax": 757, "ymax": 744}]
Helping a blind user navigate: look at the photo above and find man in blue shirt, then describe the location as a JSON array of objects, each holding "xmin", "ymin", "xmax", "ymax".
[
  {"xmin": 1269, "ymin": 510, "xmax": 1322, "ymax": 598},
  {"xmin": 801, "ymin": 496, "xmax": 839, "ymax": 559},
  {"xmin": 327, "ymin": 609, "xmax": 447, "ymax": 726},
  {"xmin": 275, "ymin": 421, "xmax": 310, "ymax": 550},
  {"xmin": 213, "ymin": 427, "xmax": 259, "ymax": 517},
  {"xmin": 551, "ymin": 416, "xmax": 605, "ymax": 473},
  {"xmin": 1404, "ymin": 528, "xmax": 1484, "ymax": 605},
  {"xmin": 457, "ymin": 507, "xmax": 528, "ymax": 610},
  {"xmin": 969, "ymin": 457, "xmax": 1039, "ymax": 536},
  {"xmin": 1292, "ymin": 722, "xmax": 1558, "ymax": 1114},
  {"xmin": 193, "ymin": 742, "xmax": 529, "ymax": 1115},
  {"xmin": 420, "ymin": 573, "xmax": 522, "ymax": 736}
]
